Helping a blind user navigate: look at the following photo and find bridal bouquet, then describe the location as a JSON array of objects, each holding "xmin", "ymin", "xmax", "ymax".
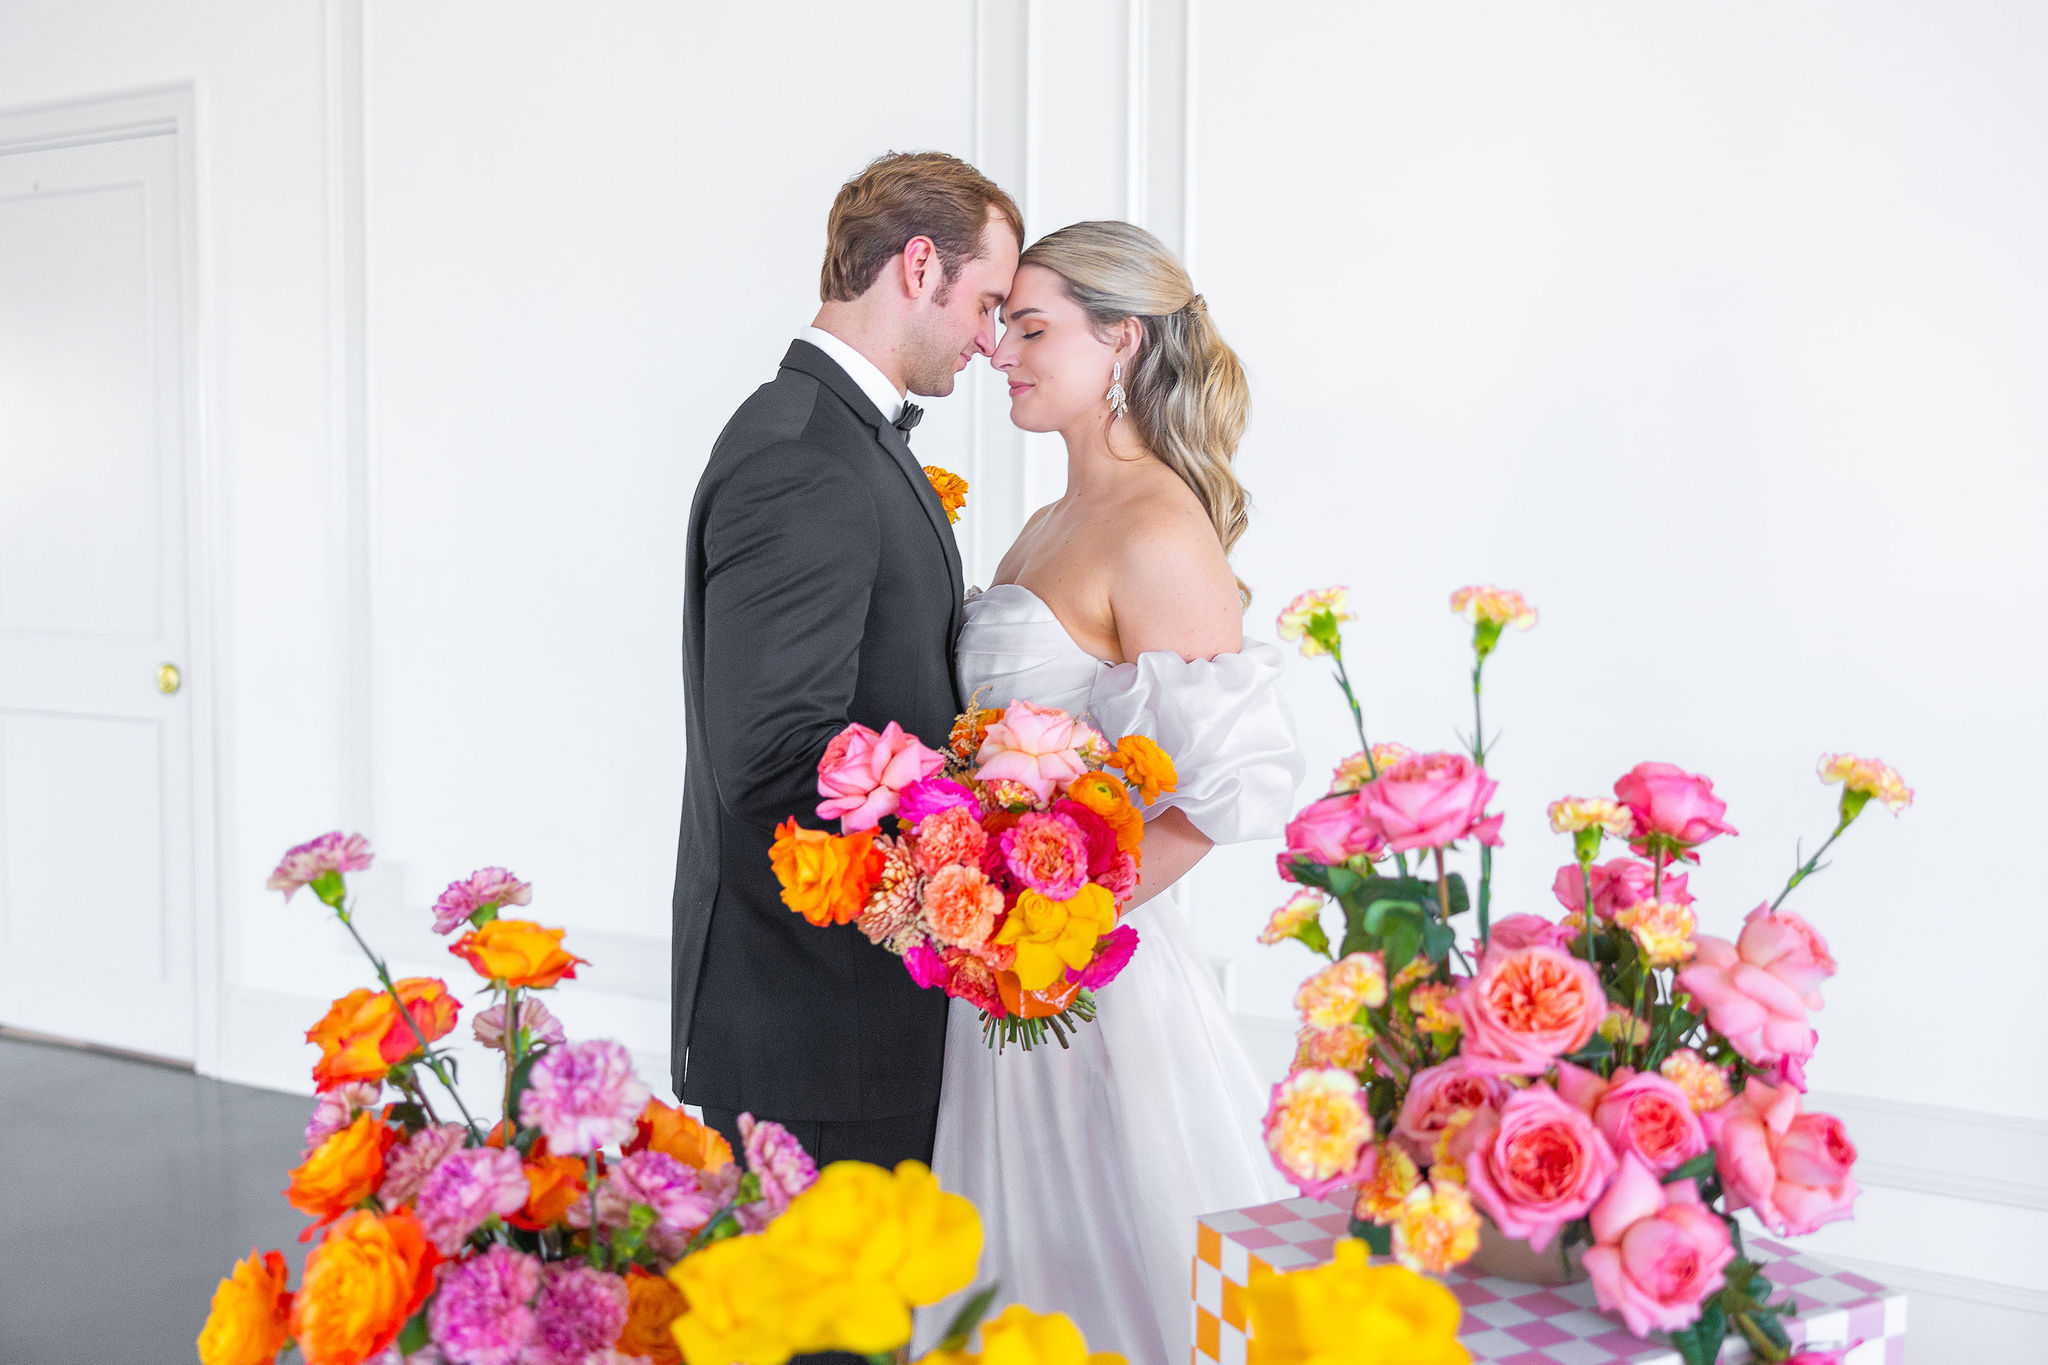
[
  {"xmin": 1256, "ymin": 586, "xmax": 1907, "ymax": 1365},
  {"xmin": 771, "ymin": 697, "xmax": 1175, "ymax": 1050}
]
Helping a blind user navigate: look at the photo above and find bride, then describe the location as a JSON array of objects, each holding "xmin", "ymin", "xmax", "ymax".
[{"xmin": 930, "ymin": 221, "xmax": 1304, "ymax": 1365}]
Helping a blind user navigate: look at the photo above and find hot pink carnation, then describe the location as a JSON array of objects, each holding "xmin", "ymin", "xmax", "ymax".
[
  {"xmin": 903, "ymin": 938, "xmax": 949, "ymax": 990},
  {"xmin": 1078, "ymin": 923, "xmax": 1139, "ymax": 989},
  {"xmin": 974, "ymin": 699, "xmax": 1090, "ymax": 802},
  {"xmin": 428, "ymin": 1245, "xmax": 542, "ymax": 1365},
  {"xmin": 1551, "ymin": 858, "xmax": 1690, "ymax": 921},
  {"xmin": 267, "ymin": 831, "xmax": 373, "ymax": 900},
  {"xmin": 1614, "ymin": 762, "xmax": 1737, "ymax": 861},
  {"xmin": 897, "ymin": 775, "xmax": 980, "ymax": 827},
  {"xmin": 1458, "ymin": 1083, "xmax": 1619, "ymax": 1252},
  {"xmin": 1393, "ymin": 1058, "xmax": 1509, "ymax": 1164},
  {"xmin": 1677, "ymin": 905, "xmax": 1833, "ymax": 1088},
  {"xmin": 414, "ymin": 1146, "xmax": 529, "ymax": 1254},
  {"xmin": 1590, "ymin": 1068, "xmax": 1709, "ymax": 1176},
  {"xmin": 816, "ymin": 721, "xmax": 945, "ymax": 832},
  {"xmin": 518, "ymin": 1039, "xmax": 651, "ymax": 1156},
  {"xmin": 1456, "ymin": 946, "xmax": 1605, "ymax": 1074},
  {"xmin": 472, "ymin": 996, "xmax": 566, "ymax": 1053},
  {"xmin": 738, "ymin": 1112, "xmax": 817, "ymax": 1232},
  {"xmin": 1584, "ymin": 1155, "xmax": 1735, "ymax": 1338},
  {"xmin": 527, "ymin": 1264, "xmax": 629, "ymax": 1365},
  {"xmin": 1704, "ymin": 1078, "xmax": 1859, "ymax": 1236},
  {"xmin": 1000, "ymin": 811, "xmax": 1091, "ymax": 899},
  {"xmin": 379, "ymin": 1122, "xmax": 468, "ymax": 1208},
  {"xmin": 430, "ymin": 866, "xmax": 533, "ymax": 935},
  {"xmin": 303, "ymin": 1081, "xmax": 382, "ymax": 1158},
  {"xmin": 1356, "ymin": 751, "xmax": 1503, "ymax": 854},
  {"xmin": 1284, "ymin": 793, "xmax": 1384, "ymax": 866}
]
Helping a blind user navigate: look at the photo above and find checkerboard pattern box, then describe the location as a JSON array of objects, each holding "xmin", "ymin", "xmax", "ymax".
[{"xmin": 1192, "ymin": 1196, "xmax": 1906, "ymax": 1365}]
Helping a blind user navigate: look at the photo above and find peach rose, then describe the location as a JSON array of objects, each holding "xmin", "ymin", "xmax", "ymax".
[
  {"xmin": 974, "ymin": 699, "xmax": 1090, "ymax": 802},
  {"xmin": 1677, "ymin": 904, "xmax": 1833, "ymax": 1087},
  {"xmin": 197, "ymin": 1248, "xmax": 293, "ymax": 1365},
  {"xmin": 816, "ymin": 721, "xmax": 945, "ymax": 832},
  {"xmin": 1457, "ymin": 1083, "xmax": 1619, "ymax": 1252},
  {"xmin": 1456, "ymin": 946, "xmax": 1605, "ymax": 1074},
  {"xmin": 450, "ymin": 918, "xmax": 586, "ymax": 989},
  {"xmin": 1614, "ymin": 762, "xmax": 1737, "ymax": 860},
  {"xmin": 1704, "ymin": 1079, "xmax": 1859, "ymax": 1236},
  {"xmin": 1355, "ymin": 751, "xmax": 1504, "ymax": 854},
  {"xmin": 768, "ymin": 818, "xmax": 885, "ymax": 927},
  {"xmin": 285, "ymin": 1111, "xmax": 392, "ymax": 1235},
  {"xmin": 1584, "ymin": 1156, "xmax": 1735, "ymax": 1338},
  {"xmin": 289, "ymin": 1209, "xmax": 441, "ymax": 1365},
  {"xmin": 1591, "ymin": 1068, "xmax": 1708, "ymax": 1176},
  {"xmin": 1392, "ymin": 1058, "xmax": 1510, "ymax": 1164}
]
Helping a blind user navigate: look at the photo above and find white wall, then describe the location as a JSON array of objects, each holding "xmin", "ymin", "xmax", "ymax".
[{"xmin": 3, "ymin": 0, "xmax": 2041, "ymax": 1354}]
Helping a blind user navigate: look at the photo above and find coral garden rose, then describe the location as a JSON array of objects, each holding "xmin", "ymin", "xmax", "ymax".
[
  {"xmin": 289, "ymin": 1209, "xmax": 441, "ymax": 1365},
  {"xmin": 451, "ymin": 918, "xmax": 585, "ymax": 990},
  {"xmin": 307, "ymin": 979, "xmax": 460, "ymax": 1091},
  {"xmin": 1263, "ymin": 1068, "xmax": 1374, "ymax": 1199},
  {"xmin": 1356, "ymin": 751, "xmax": 1504, "ymax": 854},
  {"xmin": 1242, "ymin": 1236, "xmax": 1468, "ymax": 1365},
  {"xmin": 1588, "ymin": 1068, "xmax": 1709, "ymax": 1176},
  {"xmin": 1613, "ymin": 762, "xmax": 1737, "ymax": 860},
  {"xmin": 286, "ymin": 1110, "xmax": 392, "ymax": 1234},
  {"xmin": 1457, "ymin": 1082, "xmax": 1620, "ymax": 1252},
  {"xmin": 768, "ymin": 818, "xmax": 886, "ymax": 927},
  {"xmin": 1283, "ymin": 793, "xmax": 1384, "ymax": 866},
  {"xmin": 1001, "ymin": 811, "xmax": 1092, "ymax": 899},
  {"xmin": 1705, "ymin": 1078, "xmax": 1859, "ymax": 1236},
  {"xmin": 1584, "ymin": 1156, "xmax": 1735, "ymax": 1338},
  {"xmin": 975, "ymin": 699, "xmax": 1092, "ymax": 802},
  {"xmin": 1551, "ymin": 858, "xmax": 1690, "ymax": 922},
  {"xmin": 817, "ymin": 721, "xmax": 945, "ymax": 832},
  {"xmin": 1678, "ymin": 905, "xmax": 1833, "ymax": 1087},
  {"xmin": 1392, "ymin": 1059, "xmax": 1510, "ymax": 1164},
  {"xmin": 995, "ymin": 885, "xmax": 1117, "ymax": 992},
  {"xmin": 197, "ymin": 1248, "xmax": 293, "ymax": 1365},
  {"xmin": 1455, "ymin": 946, "xmax": 1604, "ymax": 1074},
  {"xmin": 1106, "ymin": 733, "xmax": 1178, "ymax": 805}
]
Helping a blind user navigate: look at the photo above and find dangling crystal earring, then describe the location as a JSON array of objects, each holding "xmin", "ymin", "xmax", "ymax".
[{"xmin": 1106, "ymin": 361, "xmax": 1127, "ymax": 419}]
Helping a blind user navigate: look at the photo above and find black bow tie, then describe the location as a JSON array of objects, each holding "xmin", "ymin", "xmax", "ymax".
[{"xmin": 893, "ymin": 403, "xmax": 924, "ymax": 438}]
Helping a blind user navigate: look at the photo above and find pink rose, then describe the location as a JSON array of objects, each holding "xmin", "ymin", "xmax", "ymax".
[
  {"xmin": 1584, "ymin": 1155, "xmax": 1736, "ymax": 1338},
  {"xmin": 1486, "ymin": 913, "xmax": 1576, "ymax": 955},
  {"xmin": 1355, "ymin": 751, "xmax": 1504, "ymax": 854},
  {"xmin": 1078, "ymin": 923, "xmax": 1139, "ymax": 989},
  {"xmin": 974, "ymin": 700, "xmax": 1090, "ymax": 802},
  {"xmin": 1392, "ymin": 1058, "xmax": 1509, "ymax": 1163},
  {"xmin": 1704, "ymin": 1079, "xmax": 1859, "ymax": 1236},
  {"xmin": 816, "ymin": 721, "xmax": 944, "ymax": 832},
  {"xmin": 1456, "ymin": 946, "xmax": 1605, "ymax": 1075},
  {"xmin": 1283, "ymin": 793, "xmax": 1384, "ymax": 866},
  {"xmin": 1551, "ymin": 858, "xmax": 1691, "ymax": 921},
  {"xmin": 897, "ymin": 775, "xmax": 979, "ymax": 827},
  {"xmin": 1457, "ymin": 1083, "xmax": 1619, "ymax": 1252},
  {"xmin": 1677, "ymin": 905, "xmax": 1832, "ymax": 1087},
  {"xmin": 1614, "ymin": 762, "xmax": 1737, "ymax": 861},
  {"xmin": 1592, "ymin": 1068, "xmax": 1708, "ymax": 1176}
]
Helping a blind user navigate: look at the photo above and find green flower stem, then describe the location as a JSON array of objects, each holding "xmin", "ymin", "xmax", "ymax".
[
  {"xmin": 1768, "ymin": 818, "xmax": 1852, "ymax": 914},
  {"xmin": 1628, "ymin": 954, "xmax": 1652, "ymax": 1074},
  {"xmin": 335, "ymin": 906, "xmax": 483, "ymax": 1140},
  {"xmin": 586, "ymin": 1152, "xmax": 604, "ymax": 1267},
  {"xmin": 1329, "ymin": 647, "xmax": 1411, "ymax": 880},
  {"xmin": 1579, "ymin": 861, "xmax": 1599, "ymax": 968},
  {"xmin": 394, "ymin": 1069, "xmax": 443, "ymax": 1125},
  {"xmin": 1434, "ymin": 848, "xmax": 1452, "ymax": 924},
  {"xmin": 1470, "ymin": 656, "xmax": 1492, "ymax": 944},
  {"xmin": 502, "ymin": 985, "xmax": 521, "ymax": 1126},
  {"xmin": 1732, "ymin": 1312, "xmax": 1788, "ymax": 1362}
]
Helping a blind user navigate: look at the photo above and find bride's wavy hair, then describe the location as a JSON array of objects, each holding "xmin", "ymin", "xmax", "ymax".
[{"xmin": 1019, "ymin": 221, "xmax": 1255, "ymax": 605}]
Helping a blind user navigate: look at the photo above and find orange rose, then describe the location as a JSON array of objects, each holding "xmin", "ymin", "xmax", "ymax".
[
  {"xmin": 619, "ymin": 1265, "xmax": 687, "ymax": 1365},
  {"xmin": 628, "ymin": 1098, "xmax": 735, "ymax": 1172},
  {"xmin": 1106, "ymin": 734, "xmax": 1177, "ymax": 805},
  {"xmin": 286, "ymin": 1111, "xmax": 393, "ymax": 1235},
  {"xmin": 289, "ymin": 1209, "xmax": 440, "ymax": 1365},
  {"xmin": 197, "ymin": 1248, "xmax": 293, "ymax": 1365},
  {"xmin": 768, "ymin": 818, "xmax": 885, "ymax": 927},
  {"xmin": 450, "ymin": 918, "xmax": 585, "ymax": 988},
  {"xmin": 305, "ymin": 979, "xmax": 458, "ymax": 1092},
  {"xmin": 1064, "ymin": 772, "xmax": 1145, "ymax": 857},
  {"xmin": 922, "ymin": 464, "xmax": 969, "ymax": 524},
  {"xmin": 508, "ymin": 1136, "xmax": 590, "ymax": 1230}
]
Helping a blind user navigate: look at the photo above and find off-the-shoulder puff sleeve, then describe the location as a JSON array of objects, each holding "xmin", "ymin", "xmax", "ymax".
[{"xmin": 1083, "ymin": 640, "xmax": 1307, "ymax": 845}]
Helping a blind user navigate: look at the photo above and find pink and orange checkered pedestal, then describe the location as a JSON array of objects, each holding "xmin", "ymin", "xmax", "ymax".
[{"xmin": 1192, "ymin": 1196, "xmax": 1906, "ymax": 1365}]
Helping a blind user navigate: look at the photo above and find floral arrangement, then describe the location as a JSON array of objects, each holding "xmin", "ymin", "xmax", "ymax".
[
  {"xmin": 1256, "ymin": 586, "xmax": 1909, "ymax": 1365},
  {"xmin": 771, "ymin": 697, "xmax": 1177, "ymax": 1050}
]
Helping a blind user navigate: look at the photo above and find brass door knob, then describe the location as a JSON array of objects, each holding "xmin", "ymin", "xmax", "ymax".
[{"xmin": 158, "ymin": 663, "xmax": 182, "ymax": 695}]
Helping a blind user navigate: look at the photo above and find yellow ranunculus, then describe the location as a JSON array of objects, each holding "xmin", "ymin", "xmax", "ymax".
[
  {"xmin": 1244, "ymin": 1239, "xmax": 1470, "ymax": 1365},
  {"xmin": 994, "ymin": 885, "xmax": 1115, "ymax": 991},
  {"xmin": 974, "ymin": 1305, "xmax": 1125, "ymax": 1365},
  {"xmin": 668, "ymin": 1234, "xmax": 807, "ymax": 1365}
]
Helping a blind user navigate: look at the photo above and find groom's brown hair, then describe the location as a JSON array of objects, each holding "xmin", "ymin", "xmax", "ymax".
[{"xmin": 821, "ymin": 152, "xmax": 1023, "ymax": 303}]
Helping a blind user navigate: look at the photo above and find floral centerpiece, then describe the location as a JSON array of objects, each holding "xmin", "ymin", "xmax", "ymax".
[
  {"xmin": 771, "ymin": 696, "xmax": 1176, "ymax": 1050},
  {"xmin": 1256, "ymin": 586, "xmax": 1908, "ymax": 1365}
]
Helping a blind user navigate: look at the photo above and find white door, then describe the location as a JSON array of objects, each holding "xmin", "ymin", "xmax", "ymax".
[{"xmin": 0, "ymin": 127, "xmax": 199, "ymax": 1061}]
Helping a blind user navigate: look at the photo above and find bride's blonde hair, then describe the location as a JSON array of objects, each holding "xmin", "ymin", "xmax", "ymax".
[{"xmin": 1019, "ymin": 221, "xmax": 1254, "ymax": 604}]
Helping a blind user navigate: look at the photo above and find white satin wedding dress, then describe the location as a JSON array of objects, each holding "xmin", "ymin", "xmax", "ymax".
[{"xmin": 926, "ymin": 584, "xmax": 1306, "ymax": 1365}]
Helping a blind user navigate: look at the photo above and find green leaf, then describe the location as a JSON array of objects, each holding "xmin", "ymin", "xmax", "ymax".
[
  {"xmin": 1661, "ymin": 1151, "xmax": 1717, "ymax": 1186},
  {"xmin": 1561, "ymin": 1033, "xmax": 1613, "ymax": 1066},
  {"xmin": 1752, "ymin": 1304, "xmax": 1792, "ymax": 1350},
  {"xmin": 385, "ymin": 1101, "xmax": 427, "ymax": 1133},
  {"xmin": 1665, "ymin": 1300, "xmax": 1727, "ymax": 1365},
  {"xmin": 397, "ymin": 1310, "xmax": 431, "ymax": 1354},
  {"xmin": 1440, "ymin": 874, "xmax": 1470, "ymax": 917},
  {"xmin": 935, "ymin": 1282, "xmax": 1002, "ymax": 1352},
  {"xmin": 1348, "ymin": 1217, "xmax": 1392, "ymax": 1256},
  {"xmin": 1421, "ymin": 918, "xmax": 1458, "ymax": 964},
  {"xmin": 505, "ymin": 1047, "xmax": 544, "ymax": 1126},
  {"xmin": 1379, "ymin": 905, "xmax": 1426, "ymax": 977}
]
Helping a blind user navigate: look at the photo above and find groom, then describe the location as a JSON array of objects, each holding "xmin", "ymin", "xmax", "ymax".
[{"xmin": 671, "ymin": 152, "xmax": 1022, "ymax": 1169}]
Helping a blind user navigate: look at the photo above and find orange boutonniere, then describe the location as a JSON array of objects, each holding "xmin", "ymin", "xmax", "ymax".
[{"xmin": 923, "ymin": 465, "xmax": 968, "ymax": 523}]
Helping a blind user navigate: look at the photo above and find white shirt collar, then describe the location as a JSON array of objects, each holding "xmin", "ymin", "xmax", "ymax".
[{"xmin": 798, "ymin": 325, "xmax": 906, "ymax": 426}]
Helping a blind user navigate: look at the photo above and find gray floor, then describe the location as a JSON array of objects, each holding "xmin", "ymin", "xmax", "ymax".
[{"xmin": 0, "ymin": 1036, "xmax": 314, "ymax": 1365}]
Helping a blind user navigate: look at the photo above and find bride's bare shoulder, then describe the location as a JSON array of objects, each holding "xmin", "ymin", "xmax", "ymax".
[{"xmin": 1105, "ymin": 485, "xmax": 1242, "ymax": 658}]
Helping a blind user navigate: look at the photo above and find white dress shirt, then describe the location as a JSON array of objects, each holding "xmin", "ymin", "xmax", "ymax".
[{"xmin": 798, "ymin": 325, "xmax": 907, "ymax": 426}]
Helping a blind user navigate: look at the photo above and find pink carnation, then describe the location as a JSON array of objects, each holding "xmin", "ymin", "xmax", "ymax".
[
  {"xmin": 1078, "ymin": 923, "xmax": 1139, "ymax": 989},
  {"xmin": 472, "ymin": 996, "xmax": 567, "ymax": 1053},
  {"xmin": 1677, "ymin": 905, "xmax": 1834, "ymax": 1088},
  {"xmin": 1614, "ymin": 762, "xmax": 1737, "ymax": 861},
  {"xmin": 1355, "ymin": 751, "xmax": 1504, "ymax": 854},
  {"xmin": 414, "ymin": 1146, "xmax": 529, "ymax": 1254},
  {"xmin": 738, "ymin": 1112, "xmax": 817, "ymax": 1232},
  {"xmin": 1704, "ymin": 1079, "xmax": 1859, "ymax": 1236},
  {"xmin": 1551, "ymin": 858, "xmax": 1690, "ymax": 921},
  {"xmin": 302, "ymin": 1081, "xmax": 381, "ymax": 1158},
  {"xmin": 1393, "ymin": 1058, "xmax": 1509, "ymax": 1164},
  {"xmin": 430, "ymin": 866, "xmax": 533, "ymax": 935},
  {"xmin": 816, "ymin": 721, "xmax": 945, "ymax": 832},
  {"xmin": 897, "ymin": 775, "xmax": 980, "ymax": 827},
  {"xmin": 913, "ymin": 805, "xmax": 989, "ymax": 876},
  {"xmin": 974, "ymin": 699, "xmax": 1090, "ymax": 802},
  {"xmin": 576, "ymin": 1149, "xmax": 722, "ymax": 1259},
  {"xmin": 518, "ymin": 1039, "xmax": 651, "ymax": 1156},
  {"xmin": 427, "ymin": 1245, "xmax": 542, "ymax": 1365},
  {"xmin": 379, "ymin": 1122, "xmax": 468, "ymax": 1208},
  {"xmin": 267, "ymin": 831, "xmax": 373, "ymax": 901},
  {"xmin": 1000, "ymin": 811, "xmax": 1091, "ymax": 898},
  {"xmin": 1457, "ymin": 1082, "xmax": 1619, "ymax": 1252},
  {"xmin": 943, "ymin": 948, "xmax": 1006, "ymax": 1015},
  {"xmin": 1584, "ymin": 1155, "xmax": 1736, "ymax": 1338},
  {"xmin": 527, "ymin": 1263, "xmax": 630, "ymax": 1365}
]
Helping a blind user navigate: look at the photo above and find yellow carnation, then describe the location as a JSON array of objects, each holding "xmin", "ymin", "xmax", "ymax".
[
  {"xmin": 1351, "ymin": 1143, "xmax": 1422, "ymax": 1224},
  {"xmin": 1294, "ymin": 952, "xmax": 1388, "ymax": 1030},
  {"xmin": 1263, "ymin": 1069, "xmax": 1372, "ymax": 1189},
  {"xmin": 1659, "ymin": 1049, "xmax": 1734, "ymax": 1114},
  {"xmin": 1276, "ymin": 586, "xmax": 1355, "ymax": 658},
  {"xmin": 1545, "ymin": 796, "xmax": 1633, "ymax": 838},
  {"xmin": 1616, "ymin": 899, "xmax": 1697, "ymax": 968},
  {"xmin": 1245, "ymin": 1239, "xmax": 1470, "ymax": 1365},
  {"xmin": 1391, "ymin": 1181, "xmax": 1482, "ymax": 1275}
]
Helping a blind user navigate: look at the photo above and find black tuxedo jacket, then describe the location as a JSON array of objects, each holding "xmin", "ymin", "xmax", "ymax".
[{"xmin": 671, "ymin": 340, "xmax": 963, "ymax": 1121}]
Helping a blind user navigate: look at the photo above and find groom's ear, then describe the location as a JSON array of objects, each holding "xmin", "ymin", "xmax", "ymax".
[{"xmin": 898, "ymin": 234, "xmax": 942, "ymax": 300}]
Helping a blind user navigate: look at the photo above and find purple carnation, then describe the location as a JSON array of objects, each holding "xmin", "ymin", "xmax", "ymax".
[
  {"xmin": 737, "ymin": 1112, "xmax": 817, "ymax": 1232},
  {"xmin": 573, "ymin": 1149, "xmax": 723, "ymax": 1258},
  {"xmin": 302, "ymin": 1081, "xmax": 381, "ymax": 1158},
  {"xmin": 527, "ymin": 1263, "xmax": 629, "ymax": 1365},
  {"xmin": 897, "ymin": 775, "xmax": 980, "ymax": 827},
  {"xmin": 427, "ymin": 1245, "xmax": 541, "ymax": 1365},
  {"xmin": 414, "ymin": 1146, "xmax": 529, "ymax": 1254},
  {"xmin": 267, "ymin": 831, "xmax": 373, "ymax": 901},
  {"xmin": 379, "ymin": 1122, "xmax": 468, "ymax": 1208},
  {"xmin": 1078, "ymin": 923, "xmax": 1140, "ymax": 989},
  {"xmin": 518, "ymin": 1039, "xmax": 651, "ymax": 1157},
  {"xmin": 473, "ymin": 996, "xmax": 566, "ymax": 1053},
  {"xmin": 430, "ymin": 866, "xmax": 534, "ymax": 935}
]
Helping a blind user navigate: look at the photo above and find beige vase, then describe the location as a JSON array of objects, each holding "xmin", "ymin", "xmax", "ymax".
[{"xmin": 1464, "ymin": 1217, "xmax": 1589, "ymax": 1285}]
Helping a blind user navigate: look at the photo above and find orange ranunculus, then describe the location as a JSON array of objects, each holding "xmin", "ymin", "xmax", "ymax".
[
  {"xmin": 628, "ymin": 1098, "xmax": 734, "ymax": 1172},
  {"xmin": 450, "ymin": 918, "xmax": 585, "ymax": 989},
  {"xmin": 509, "ymin": 1136, "xmax": 590, "ymax": 1230},
  {"xmin": 286, "ymin": 1111, "xmax": 393, "ymax": 1236},
  {"xmin": 922, "ymin": 464, "xmax": 969, "ymax": 524},
  {"xmin": 289, "ymin": 1209, "xmax": 440, "ymax": 1365},
  {"xmin": 620, "ymin": 1264, "xmax": 687, "ymax": 1365},
  {"xmin": 769, "ymin": 818, "xmax": 885, "ymax": 927},
  {"xmin": 950, "ymin": 704, "xmax": 1006, "ymax": 759},
  {"xmin": 1106, "ymin": 734, "xmax": 1178, "ymax": 806},
  {"xmin": 1064, "ymin": 771, "xmax": 1145, "ymax": 857},
  {"xmin": 197, "ymin": 1248, "xmax": 293, "ymax": 1365},
  {"xmin": 305, "ymin": 979, "xmax": 459, "ymax": 1092}
]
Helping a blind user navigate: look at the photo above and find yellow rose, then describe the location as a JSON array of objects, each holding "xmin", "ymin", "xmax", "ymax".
[
  {"xmin": 994, "ymin": 885, "xmax": 1115, "ymax": 992},
  {"xmin": 669, "ymin": 1234, "xmax": 806, "ymax": 1365},
  {"xmin": 1245, "ymin": 1239, "xmax": 1470, "ymax": 1365},
  {"xmin": 450, "ymin": 918, "xmax": 585, "ymax": 988}
]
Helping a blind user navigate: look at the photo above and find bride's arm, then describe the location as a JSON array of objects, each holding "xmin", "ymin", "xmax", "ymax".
[{"xmin": 1124, "ymin": 808, "xmax": 1212, "ymax": 909}]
